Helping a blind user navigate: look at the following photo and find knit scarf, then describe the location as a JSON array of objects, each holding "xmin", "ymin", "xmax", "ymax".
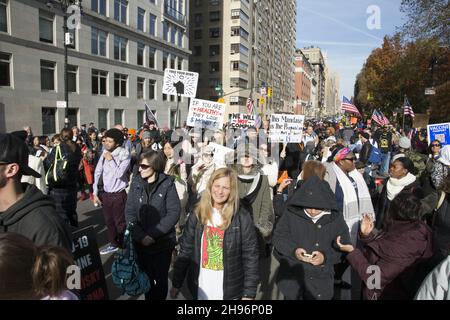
[{"xmin": 386, "ymin": 173, "xmax": 416, "ymax": 201}]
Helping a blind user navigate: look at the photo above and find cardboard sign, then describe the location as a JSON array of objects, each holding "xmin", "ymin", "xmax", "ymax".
[
  {"xmin": 413, "ymin": 114, "xmax": 430, "ymax": 129},
  {"xmin": 427, "ymin": 122, "xmax": 450, "ymax": 146},
  {"xmin": 187, "ymin": 98, "xmax": 225, "ymax": 129},
  {"xmin": 72, "ymin": 227, "xmax": 109, "ymax": 300},
  {"xmin": 228, "ymin": 113, "xmax": 255, "ymax": 128},
  {"xmin": 209, "ymin": 142, "xmax": 234, "ymax": 166},
  {"xmin": 269, "ymin": 114, "xmax": 305, "ymax": 143},
  {"xmin": 162, "ymin": 68, "xmax": 199, "ymax": 98}
]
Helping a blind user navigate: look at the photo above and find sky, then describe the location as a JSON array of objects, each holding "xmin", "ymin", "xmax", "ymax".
[{"xmin": 296, "ymin": 0, "xmax": 407, "ymax": 99}]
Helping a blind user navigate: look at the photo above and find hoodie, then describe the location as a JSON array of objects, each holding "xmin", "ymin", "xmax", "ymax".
[
  {"xmin": 0, "ymin": 184, "xmax": 72, "ymax": 250},
  {"xmin": 273, "ymin": 176, "xmax": 351, "ymax": 299}
]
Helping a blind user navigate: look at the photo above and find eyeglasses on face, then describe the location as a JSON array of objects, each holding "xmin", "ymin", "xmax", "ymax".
[
  {"xmin": 139, "ymin": 164, "xmax": 151, "ymax": 170},
  {"xmin": 431, "ymin": 144, "xmax": 441, "ymax": 147}
]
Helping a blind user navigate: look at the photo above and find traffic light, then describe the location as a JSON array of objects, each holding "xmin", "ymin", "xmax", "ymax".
[{"xmin": 267, "ymin": 88, "xmax": 272, "ymax": 97}]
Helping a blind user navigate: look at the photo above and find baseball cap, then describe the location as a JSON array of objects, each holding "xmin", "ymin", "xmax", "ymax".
[{"xmin": 0, "ymin": 133, "xmax": 41, "ymax": 178}]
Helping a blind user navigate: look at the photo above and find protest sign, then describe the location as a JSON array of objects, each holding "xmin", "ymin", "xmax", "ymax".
[
  {"xmin": 427, "ymin": 122, "xmax": 450, "ymax": 146},
  {"xmin": 162, "ymin": 69, "xmax": 199, "ymax": 98},
  {"xmin": 228, "ymin": 113, "xmax": 255, "ymax": 128},
  {"xmin": 209, "ymin": 142, "xmax": 235, "ymax": 166},
  {"xmin": 72, "ymin": 227, "xmax": 109, "ymax": 300},
  {"xmin": 187, "ymin": 98, "xmax": 225, "ymax": 129},
  {"xmin": 269, "ymin": 114, "xmax": 305, "ymax": 143}
]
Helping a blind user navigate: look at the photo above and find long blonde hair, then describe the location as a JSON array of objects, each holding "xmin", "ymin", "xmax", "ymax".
[{"xmin": 195, "ymin": 167, "xmax": 239, "ymax": 230}]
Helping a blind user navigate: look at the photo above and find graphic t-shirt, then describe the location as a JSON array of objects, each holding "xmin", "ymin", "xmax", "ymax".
[{"xmin": 198, "ymin": 208, "xmax": 225, "ymax": 300}]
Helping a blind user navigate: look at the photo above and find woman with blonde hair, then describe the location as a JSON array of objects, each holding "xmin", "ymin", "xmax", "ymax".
[{"xmin": 171, "ymin": 168, "xmax": 259, "ymax": 300}]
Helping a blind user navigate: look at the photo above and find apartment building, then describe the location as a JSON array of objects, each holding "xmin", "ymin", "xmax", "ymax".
[
  {"xmin": 0, "ymin": 0, "xmax": 190, "ymax": 135},
  {"xmin": 189, "ymin": 0, "xmax": 296, "ymax": 118},
  {"xmin": 301, "ymin": 46, "xmax": 326, "ymax": 118}
]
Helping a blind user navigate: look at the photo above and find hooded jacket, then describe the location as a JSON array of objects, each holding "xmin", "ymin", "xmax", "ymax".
[
  {"xmin": 0, "ymin": 184, "xmax": 72, "ymax": 250},
  {"xmin": 273, "ymin": 176, "xmax": 351, "ymax": 300}
]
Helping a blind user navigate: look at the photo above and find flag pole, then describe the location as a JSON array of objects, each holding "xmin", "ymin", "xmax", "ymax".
[{"xmin": 402, "ymin": 95, "xmax": 406, "ymax": 134}]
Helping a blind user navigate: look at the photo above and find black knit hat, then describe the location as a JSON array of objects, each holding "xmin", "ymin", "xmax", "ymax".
[{"xmin": 104, "ymin": 128, "xmax": 124, "ymax": 146}]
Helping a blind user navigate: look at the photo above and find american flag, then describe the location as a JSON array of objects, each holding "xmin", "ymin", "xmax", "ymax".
[
  {"xmin": 246, "ymin": 97, "xmax": 254, "ymax": 114},
  {"xmin": 404, "ymin": 97, "xmax": 415, "ymax": 118},
  {"xmin": 379, "ymin": 110, "xmax": 390, "ymax": 125},
  {"xmin": 371, "ymin": 109, "xmax": 384, "ymax": 126},
  {"xmin": 341, "ymin": 96, "xmax": 361, "ymax": 117}
]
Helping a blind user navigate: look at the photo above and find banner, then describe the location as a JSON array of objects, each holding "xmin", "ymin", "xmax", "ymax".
[
  {"xmin": 72, "ymin": 227, "xmax": 109, "ymax": 300},
  {"xmin": 228, "ymin": 113, "xmax": 255, "ymax": 128},
  {"xmin": 162, "ymin": 68, "xmax": 199, "ymax": 98},
  {"xmin": 427, "ymin": 122, "xmax": 450, "ymax": 146},
  {"xmin": 269, "ymin": 114, "xmax": 305, "ymax": 143},
  {"xmin": 187, "ymin": 98, "xmax": 225, "ymax": 129}
]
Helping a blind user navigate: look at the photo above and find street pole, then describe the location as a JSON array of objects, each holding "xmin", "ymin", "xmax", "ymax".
[
  {"xmin": 63, "ymin": 11, "xmax": 69, "ymax": 129},
  {"xmin": 175, "ymin": 93, "xmax": 180, "ymax": 128}
]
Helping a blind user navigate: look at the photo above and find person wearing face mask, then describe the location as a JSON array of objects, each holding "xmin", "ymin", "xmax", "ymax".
[
  {"xmin": 125, "ymin": 151, "xmax": 180, "ymax": 300},
  {"xmin": 170, "ymin": 168, "xmax": 259, "ymax": 300}
]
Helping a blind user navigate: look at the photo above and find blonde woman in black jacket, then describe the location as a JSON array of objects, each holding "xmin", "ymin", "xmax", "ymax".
[{"xmin": 171, "ymin": 167, "xmax": 259, "ymax": 300}]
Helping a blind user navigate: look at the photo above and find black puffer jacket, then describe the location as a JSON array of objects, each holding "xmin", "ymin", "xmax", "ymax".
[
  {"xmin": 273, "ymin": 176, "xmax": 351, "ymax": 300},
  {"xmin": 172, "ymin": 206, "xmax": 259, "ymax": 300},
  {"xmin": 125, "ymin": 173, "xmax": 181, "ymax": 254}
]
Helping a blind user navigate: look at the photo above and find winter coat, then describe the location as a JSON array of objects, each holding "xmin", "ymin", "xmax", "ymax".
[
  {"xmin": 273, "ymin": 176, "xmax": 351, "ymax": 300},
  {"xmin": 171, "ymin": 206, "xmax": 259, "ymax": 300},
  {"xmin": 415, "ymin": 255, "xmax": 450, "ymax": 300},
  {"xmin": 433, "ymin": 193, "xmax": 450, "ymax": 259},
  {"xmin": 124, "ymin": 173, "xmax": 181, "ymax": 254},
  {"xmin": 346, "ymin": 220, "xmax": 433, "ymax": 300},
  {"xmin": 0, "ymin": 184, "xmax": 72, "ymax": 250}
]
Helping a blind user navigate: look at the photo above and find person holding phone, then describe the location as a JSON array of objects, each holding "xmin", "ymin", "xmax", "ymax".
[{"xmin": 273, "ymin": 176, "xmax": 351, "ymax": 300}]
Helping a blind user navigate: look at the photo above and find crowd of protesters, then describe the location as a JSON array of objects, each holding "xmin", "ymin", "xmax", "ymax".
[{"xmin": 1, "ymin": 117, "xmax": 449, "ymax": 301}]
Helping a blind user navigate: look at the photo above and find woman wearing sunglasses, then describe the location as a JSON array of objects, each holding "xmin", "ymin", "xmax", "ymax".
[{"xmin": 124, "ymin": 151, "xmax": 181, "ymax": 300}]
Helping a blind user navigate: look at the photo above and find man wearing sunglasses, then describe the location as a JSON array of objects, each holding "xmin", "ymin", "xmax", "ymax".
[{"xmin": 0, "ymin": 133, "xmax": 72, "ymax": 250}]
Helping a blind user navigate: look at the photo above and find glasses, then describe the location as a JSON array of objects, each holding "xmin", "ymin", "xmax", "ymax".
[
  {"xmin": 343, "ymin": 157, "xmax": 357, "ymax": 162},
  {"xmin": 139, "ymin": 164, "xmax": 151, "ymax": 170},
  {"xmin": 431, "ymin": 144, "xmax": 441, "ymax": 147}
]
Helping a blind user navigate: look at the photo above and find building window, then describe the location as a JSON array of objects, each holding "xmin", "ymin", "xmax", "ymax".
[
  {"xmin": 149, "ymin": 14, "xmax": 156, "ymax": 36},
  {"xmin": 137, "ymin": 77, "xmax": 145, "ymax": 99},
  {"xmin": 91, "ymin": 0, "xmax": 106, "ymax": 16},
  {"xmin": 40, "ymin": 60, "xmax": 55, "ymax": 91},
  {"xmin": 194, "ymin": 13, "xmax": 202, "ymax": 27},
  {"xmin": 137, "ymin": 110, "xmax": 144, "ymax": 127},
  {"xmin": 91, "ymin": 27, "xmax": 107, "ymax": 56},
  {"xmin": 209, "ymin": 78, "xmax": 219, "ymax": 88},
  {"xmin": 0, "ymin": 0, "xmax": 7, "ymax": 33},
  {"xmin": 209, "ymin": 28, "xmax": 220, "ymax": 38},
  {"xmin": 239, "ymin": 44, "xmax": 249, "ymax": 56},
  {"xmin": 209, "ymin": 0, "xmax": 219, "ymax": 5},
  {"xmin": 163, "ymin": 21, "xmax": 168, "ymax": 41},
  {"xmin": 230, "ymin": 77, "xmax": 248, "ymax": 88},
  {"xmin": 67, "ymin": 65, "xmax": 77, "ymax": 93},
  {"xmin": 39, "ymin": 10, "xmax": 54, "ymax": 43},
  {"xmin": 114, "ymin": 35, "xmax": 127, "ymax": 61},
  {"xmin": 114, "ymin": 109, "xmax": 123, "ymax": 125},
  {"xmin": 149, "ymin": 79, "xmax": 156, "ymax": 100},
  {"xmin": 149, "ymin": 47, "xmax": 156, "ymax": 69},
  {"xmin": 137, "ymin": 7, "xmax": 145, "ymax": 31},
  {"xmin": 193, "ymin": 46, "xmax": 202, "ymax": 56},
  {"xmin": 92, "ymin": 69, "xmax": 107, "ymax": 95},
  {"xmin": 163, "ymin": 93, "xmax": 167, "ymax": 101},
  {"xmin": 137, "ymin": 42, "xmax": 145, "ymax": 66},
  {"xmin": 231, "ymin": 9, "xmax": 240, "ymax": 19},
  {"xmin": 231, "ymin": 61, "xmax": 239, "ymax": 71},
  {"xmin": 193, "ymin": 62, "xmax": 202, "ymax": 73},
  {"xmin": 209, "ymin": 62, "xmax": 219, "ymax": 72},
  {"xmin": 209, "ymin": 45, "xmax": 220, "ymax": 57},
  {"xmin": 68, "ymin": 108, "xmax": 78, "ymax": 128},
  {"xmin": 194, "ymin": 29, "xmax": 202, "ymax": 39},
  {"xmin": 42, "ymin": 107, "xmax": 56, "ymax": 135},
  {"xmin": 230, "ymin": 43, "xmax": 239, "ymax": 54},
  {"xmin": 177, "ymin": 58, "xmax": 183, "ymax": 70},
  {"xmin": 0, "ymin": 52, "xmax": 11, "ymax": 86},
  {"xmin": 114, "ymin": 0, "xmax": 127, "ymax": 24},
  {"xmin": 170, "ymin": 57, "xmax": 175, "ymax": 69},
  {"xmin": 170, "ymin": 25, "xmax": 176, "ymax": 44},
  {"xmin": 194, "ymin": 0, "xmax": 202, "ymax": 7},
  {"xmin": 163, "ymin": 53, "xmax": 168, "ymax": 69},
  {"xmin": 178, "ymin": 29, "xmax": 183, "ymax": 47},
  {"xmin": 98, "ymin": 109, "xmax": 108, "ymax": 129},
  {"xmin": 114, "ymin": 73, "xmax": 127, "ymax": 97},
  {"xmin": 209, "ymin": 11, "xmax": 220, "ymax": 22}
]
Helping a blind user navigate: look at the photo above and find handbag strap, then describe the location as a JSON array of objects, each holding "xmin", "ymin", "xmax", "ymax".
[{"xmin": 437, "ymin": 191, "xmax": 446, "ymax": 210}]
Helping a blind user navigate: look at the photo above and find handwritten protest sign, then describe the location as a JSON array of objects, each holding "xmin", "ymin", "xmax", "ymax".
[
  {"xmin": 269, "ymin": 114, "xmax": 305, "ymax": 143},
  {"xmin": 187, "ymin": 99, "xmax": 225, "ymax": 129},
  {"xmin": 228, "ymin": 113, "xmax": 255, "ymax": 128}
]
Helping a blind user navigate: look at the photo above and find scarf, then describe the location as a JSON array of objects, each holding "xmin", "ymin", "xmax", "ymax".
[
  {"xmin": 386, "ymin": 173, "xmax": 416, "ymax": 201},
  {"xmin": 331, "ymin": 163, "xmax": 375, "ymax": 243}
]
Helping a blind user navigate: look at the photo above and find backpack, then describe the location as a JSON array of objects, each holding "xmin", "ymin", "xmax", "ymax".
[
  {"xmin": 45, "ymin": 145, "xmax": 69, "ymax": 187},
  {"xmin": 111, "ymin": 224, "xmax": 151, "ymax": 297},
  {"xmin": 368, "ymin": 145, "xmax": 382, "ymax": 165}
]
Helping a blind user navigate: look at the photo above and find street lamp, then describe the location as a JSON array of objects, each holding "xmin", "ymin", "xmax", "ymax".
[{"xmin": 47, "ymin": 0, "xmax": 83, "ymax": 129}]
